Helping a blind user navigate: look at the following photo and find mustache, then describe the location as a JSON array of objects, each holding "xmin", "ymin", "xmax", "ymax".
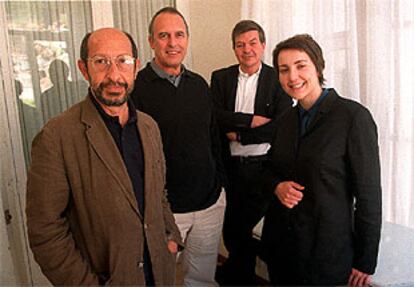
[{"xmin": 99, "ymin": 80, "xmax": 128, "ymax": 90}]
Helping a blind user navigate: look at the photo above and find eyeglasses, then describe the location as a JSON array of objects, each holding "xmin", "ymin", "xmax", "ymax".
[{"xmin": 87, "ymin": 55, "xmax": 136, "ymax": 72}]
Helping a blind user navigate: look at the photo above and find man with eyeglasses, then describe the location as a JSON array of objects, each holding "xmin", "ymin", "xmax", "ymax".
[
  {"xmin": 26, "ymin": 27, "xmax": 182, "ymax": 286},
  {"xmin": 131, "ymin": 7, "xmax": 226, "ymax": 287}
]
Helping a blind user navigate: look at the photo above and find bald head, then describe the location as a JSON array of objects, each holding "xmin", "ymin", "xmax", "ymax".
[{"xmin": 80, "ymin": 28, "xmax": 138, "ymax": 62}]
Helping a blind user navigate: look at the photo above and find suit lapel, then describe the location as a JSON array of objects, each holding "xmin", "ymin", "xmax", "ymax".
[
  {"xmin": 254, "ymin": 64, "xmax": 269, "ymax": 111},
  {"xmin": 228, "ymin": 66, "xmax": 240, "ymax": 110},
  {"xmin": 289, "ymin": 106, "xmax": 301, "ymax": 155},
  {"xmin": 81, "ymin": 97, "xmax": 141, "ymax": 218},
  {"xmin": 136, "ymin": 113, "xmax": 153, "ymax": 205},
  {"xmin": 305, "ymin": 90, "xmax": 338, "ymax": 136}
]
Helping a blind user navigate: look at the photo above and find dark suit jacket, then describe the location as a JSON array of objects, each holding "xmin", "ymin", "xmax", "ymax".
[
  {"xmin": 27, "ymin": 96, "xmax": 181, "ymax": 285},
  {"xmin": 261, "ymin": 89, "xmax": 382, "ymax": 284},
  {"xmin": 210, "ymin": 63, "xmax": 292, "ymax": 153}
]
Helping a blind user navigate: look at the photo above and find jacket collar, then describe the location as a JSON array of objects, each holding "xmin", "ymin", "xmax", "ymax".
[
  {"xmin": 297, "ymin": 88, "xmax": 339, "ymax": 136},
  {"xmin": 80, "ymin": 96, "xmax": 142, "ymax": 219},
  {"xmin": 229, "ymin": 62, "xmax": 271, "ymax": 109}
]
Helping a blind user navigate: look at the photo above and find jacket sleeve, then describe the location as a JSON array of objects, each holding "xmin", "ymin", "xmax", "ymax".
[
  {"xmin": 211, "ymin": 69, "xmax": 292, "ymax": 145},
  {"xmin": 239, "ymin": 83, "xmax": 292, "ymax": 145},
  {"xmin": 26, "ymin": 125, "xmax": 100, "ymax": 285},
  {"xmin": 347, "ymin": 107, "xmax": 382, "ymax": 274},
  {"xmin": 210, "ymin": 71, "xmax": 253, "ymax": 132}
]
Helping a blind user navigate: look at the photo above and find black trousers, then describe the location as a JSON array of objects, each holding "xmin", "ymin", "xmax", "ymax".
[{"xmin": 220, "ymin": 155, "xmax": 270, "ymax": 285}]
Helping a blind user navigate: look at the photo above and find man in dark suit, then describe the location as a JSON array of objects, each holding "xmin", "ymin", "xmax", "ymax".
[{"xmin": 210, "ymin": 20, "xmax": 292, "ymax": 285}]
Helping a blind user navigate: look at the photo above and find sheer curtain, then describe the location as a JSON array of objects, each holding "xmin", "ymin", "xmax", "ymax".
[
  {"xmin": 242, "ymin": 0, "xmax": 414, "ymax": 228},
  {"xmin": 5, "ymin": 0, "xmax": 173, "ymax": 166},
  {"xmin": 113, "ymin": 0, "xmax": 175, "ymax": 65},
  {"xmin": 5, "ymin": 1, "xmax": 93, "ymax": 166}
]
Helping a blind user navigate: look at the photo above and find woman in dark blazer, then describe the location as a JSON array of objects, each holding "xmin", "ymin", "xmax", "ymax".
[{"xmin": 261, "ymin": 34, "xmax": 382, "ymax": 286}]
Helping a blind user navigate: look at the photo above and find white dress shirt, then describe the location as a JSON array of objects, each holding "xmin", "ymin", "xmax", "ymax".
[{"xmin": 230, "ymin": 65, "xmax": 270, "ymax": 156}]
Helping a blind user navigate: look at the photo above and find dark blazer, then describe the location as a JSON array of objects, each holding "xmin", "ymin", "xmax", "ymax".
[
  {"xmin": 210, "ymin": 63, "xmax": 292, "ymax": 148},
  {"xmin": 261, "ymin": 89, "xmax": 382, "ymax": 284},
  {"xmin": 26, "ymin": 96, "xmax": 181, "ymax": 286}
]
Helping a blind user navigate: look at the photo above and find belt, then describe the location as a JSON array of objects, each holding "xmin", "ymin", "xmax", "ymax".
[{"xmin": 231, "ymin": 154, "xmax": 268, "ymax": 164}]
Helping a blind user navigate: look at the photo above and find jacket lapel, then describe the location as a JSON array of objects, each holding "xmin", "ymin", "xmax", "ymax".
[
  {"xmin": 81, "ymin": 97, "xmax": 141, "ymax": 218},
  {"xmin": 136, "ymin": 113, "xmax": 152, "ymax": 191},
  {"xmin": 289, "ymin": 106, "xmax": 301, "ymax": 155},
  {"xmin": 305, "ymin": 89, "xmax": 338, "ymax": 135},
  {"xmin": 228, "ymin": 66, "xmax": 240, "ymax": 110},
  {"xmin": 254, "ymin": 63, "xmax": 269, "ymax": 111}
]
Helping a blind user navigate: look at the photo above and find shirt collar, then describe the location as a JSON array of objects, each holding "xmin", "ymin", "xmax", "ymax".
[
  {"xmin": 89, "ymin": 92, "xmax": 137, "ymax": 125},
  {"xmin": 150, "ymin": 59, "xmax": 185, "ymax": 85},
  {"xmin": 238, "ymin": 63, "xmax": 262, "ymax": 78},
  {"xmin": 298, "ymin": 88, "xmax": 329, "ymax": 118}
]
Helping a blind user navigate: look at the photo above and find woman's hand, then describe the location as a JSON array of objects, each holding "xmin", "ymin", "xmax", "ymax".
[
  {"xmin": 274, "ymin": 181, "xmax": 304, "ymax": 208},
  {"xmin": 348, "ymin": 268, "xmax": 371, "ymax": 287}
]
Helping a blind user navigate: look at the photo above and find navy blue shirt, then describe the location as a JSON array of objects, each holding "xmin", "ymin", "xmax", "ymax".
[
  {"xmin": 90, "ymin": 94, "xmax": 145, "ymax": 215},
  {"xmin": 90, "ymin": 94, "xmax": 155, "ymax": 285},
  {"xmin": 298, "ymin": 88, "xmax": 329, "ymax": 137}
]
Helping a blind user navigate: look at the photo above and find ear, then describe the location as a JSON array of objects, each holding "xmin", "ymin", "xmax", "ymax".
[
  {"xmin": 77, "ymin": 59, "xmax": 90, "ymax": 82},
  {"xmin": 148, "ymin": 35, "xmax": 155, "ymax": 50}
]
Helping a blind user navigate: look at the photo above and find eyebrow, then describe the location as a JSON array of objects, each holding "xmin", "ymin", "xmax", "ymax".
[
  {"xmin": 158, "ymin": 30, "xmax": 185, "ymax": 35},
  {"xmin": 236, "ymin": 36, "xmax": 259, "ymax": 44},
  {"xmin": 294, "ymin": 59, "xmax": 308, "ymax": 64},
  {"xmin": 278, "ymin": 59, "xmax": 309, "ymax": 67}
]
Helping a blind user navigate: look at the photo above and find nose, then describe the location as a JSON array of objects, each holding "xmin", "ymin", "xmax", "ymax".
[
  {"xmin": 167, "ymin": 35, "xmax": 177, "ymax": 47},
  {"xmin": 288, "ymin": 68, "xmax": 298, "ymax": 81},
  {"xmin": 106, "ymin": 60, "xmax": 122, "ymax": 81},
  {"xmin": 243, "ymin": 44, "xmax": 252, "ymax": 54}
]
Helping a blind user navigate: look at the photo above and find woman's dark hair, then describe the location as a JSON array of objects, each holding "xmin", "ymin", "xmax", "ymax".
[{"xmin": 273, "ymin": 34, "xmax": 325, "ymax": 86}]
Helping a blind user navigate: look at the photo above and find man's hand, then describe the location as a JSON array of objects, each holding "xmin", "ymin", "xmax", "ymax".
[
  {"xmin": 167, "ymin": 240, "xmax": 178, "ymax": 254},
  {"xmin": 274, "ymin": 181, "xmax": 304, "ymax": 208},
  {"xmin": 226, "ymin": 132, "xmax": 238, "ymax": 142},
  {"xmin": 348, "ymin": 268, "xmax": 371, "ymax": 287},
  {"xmin": 251, "ymin": 115, "xmax": 271, "ymax": 128}
]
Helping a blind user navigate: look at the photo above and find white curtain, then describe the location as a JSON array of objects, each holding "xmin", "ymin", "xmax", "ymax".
[
  {"xmin": 242, "ymin": 0, "xmax": 414, "ymax": 228},
  {"xmin": 112, "ymin": 0, "xmax": 175, "ymax": 65}
]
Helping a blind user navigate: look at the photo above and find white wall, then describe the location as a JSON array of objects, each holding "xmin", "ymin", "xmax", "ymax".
[{"xmin": 177, "ymin": 0, "xmax": 242, "ymax": 82}]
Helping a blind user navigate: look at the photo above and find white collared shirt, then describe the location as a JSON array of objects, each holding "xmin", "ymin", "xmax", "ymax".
[{"xmin": 230, "ymin": 64, "xmax": 270, "ymax": 156}]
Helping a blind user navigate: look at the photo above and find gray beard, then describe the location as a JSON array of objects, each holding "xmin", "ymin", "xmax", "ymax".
[
  {"xmin": 93, "ymin": 81, "xmax": 131, "ymax": 107},
  {"xmin": 94, "ymin": 90, "xmax": 128, "ymax": 107}
]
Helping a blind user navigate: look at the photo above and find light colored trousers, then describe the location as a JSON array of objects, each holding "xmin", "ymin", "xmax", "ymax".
[{"xmin": 174, "ymin": 189, "xmax": 226, "ymax": 287}]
